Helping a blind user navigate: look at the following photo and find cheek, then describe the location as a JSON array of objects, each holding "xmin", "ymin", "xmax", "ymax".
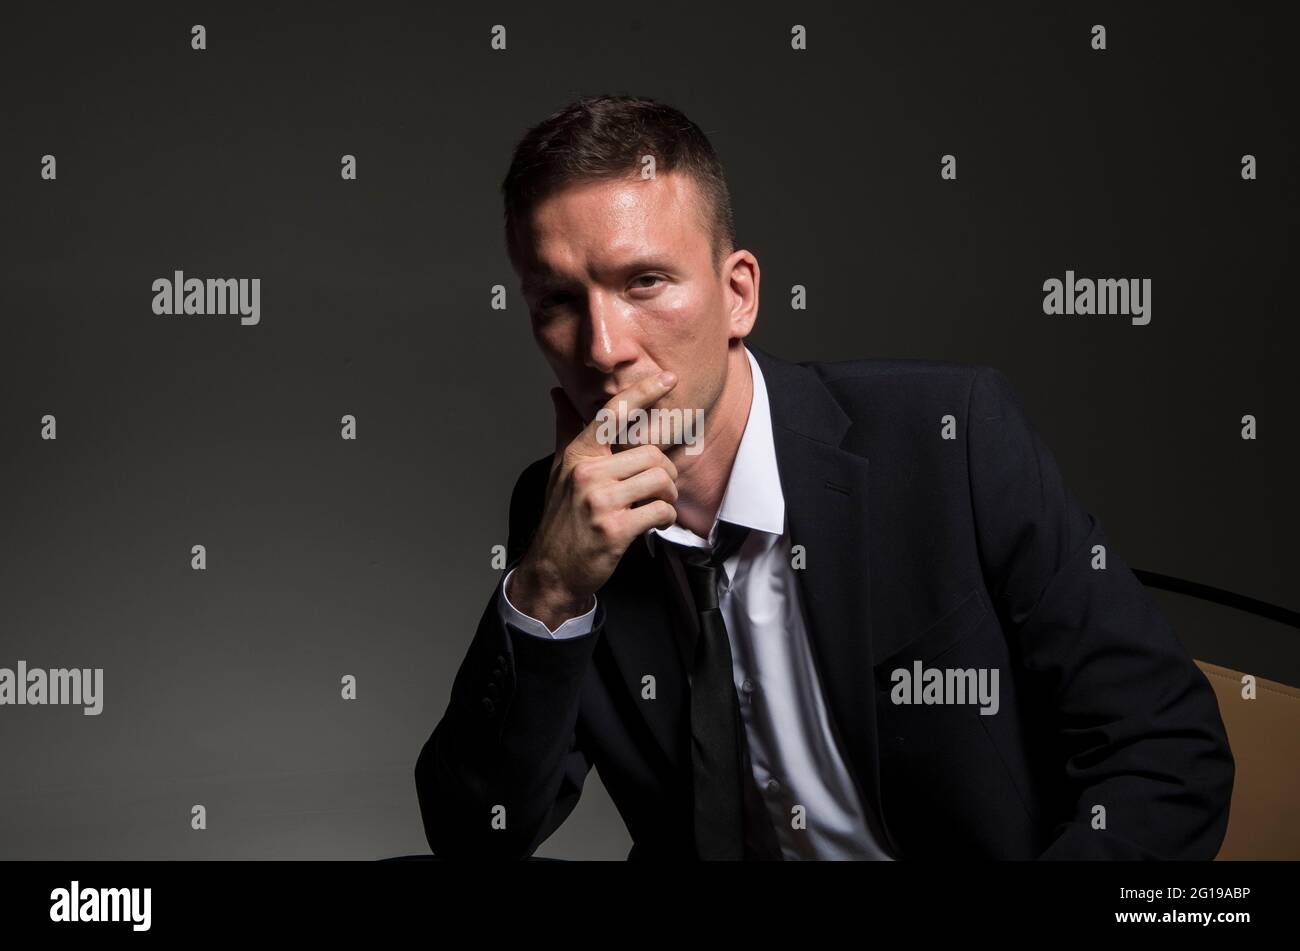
[
  {"xmin": 650, "ymin": 285, "xmax": 716, "ymax": 340},
  {"xmin": 533, "ymin": 319, "xmax": 573, "ymax": 357}
]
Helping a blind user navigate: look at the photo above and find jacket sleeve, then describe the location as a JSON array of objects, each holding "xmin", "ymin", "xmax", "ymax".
[
  {"xmin": 414, "ymin": 456, "xmax": 605, "ymax": 859},
  {"xmin": 965, "ymin": 367, "xmax": 1235, "ymax": 859}
]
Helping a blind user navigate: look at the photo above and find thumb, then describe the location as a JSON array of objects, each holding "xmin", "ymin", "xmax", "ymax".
[{"xmin": 550, "ymin": 386, "xmax": 586, "ymax": 457}]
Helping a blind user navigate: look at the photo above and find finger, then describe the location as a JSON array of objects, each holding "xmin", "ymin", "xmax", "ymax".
[
  {"xmin": 578, "ymin": 443, "xmax": 679, "ymax": 483},
  {"xmin": 623, "ymin": 499, "xmax": 677, "ymax": 535},
  {"xmin": 605, "ymin": 465, "xmax": 679, "ymax": 510},
  {"xmin": 571, "ymin": 370, "xmax": 678, "ymax": 456},
  {"xmin": 551, "ymin": 386, "xmax": 586, "ymax": 457}
]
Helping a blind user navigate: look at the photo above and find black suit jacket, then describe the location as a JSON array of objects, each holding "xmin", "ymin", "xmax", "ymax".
[{"xmin": 415, "ymin": 344, "xmax": 1234, "ymax": 860}]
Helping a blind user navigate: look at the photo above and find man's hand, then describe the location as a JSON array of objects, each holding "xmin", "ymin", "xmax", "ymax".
[{"xmin": 507, "ymin": 371, "xmax": 681, "ymax": 630}]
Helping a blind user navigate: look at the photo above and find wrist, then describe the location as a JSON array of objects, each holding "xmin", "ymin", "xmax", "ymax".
[{"xmin": 508, "ymin": 557, "xmax": 592, "ymax": 627}]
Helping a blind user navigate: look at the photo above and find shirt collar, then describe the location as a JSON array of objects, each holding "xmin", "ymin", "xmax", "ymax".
[{"xmin": 646, "ymin": 345, "xmax": 786, "ymax": 553}]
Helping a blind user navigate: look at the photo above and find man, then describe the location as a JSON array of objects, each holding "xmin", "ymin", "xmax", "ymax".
[{"xmin": 414, "ymin": 95, "xmax": 1234, "ymax": 860}]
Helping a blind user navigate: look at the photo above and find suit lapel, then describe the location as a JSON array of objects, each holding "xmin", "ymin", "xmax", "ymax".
[
  {"xmin": 599, "ymin": 537, "xmax": 691, "ymax": 774},
  {"xmin": 597, "ymin": 343, "xmax": 895, "ymax": 855},
  {"xmin": 748, "ymin": 344, "xmax": 895, "ymax": 855}
]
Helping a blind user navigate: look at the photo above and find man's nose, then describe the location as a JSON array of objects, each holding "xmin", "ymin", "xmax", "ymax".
[{"xmin": 582, "ymin": 290, "xmax": 639, "ymax": 374}]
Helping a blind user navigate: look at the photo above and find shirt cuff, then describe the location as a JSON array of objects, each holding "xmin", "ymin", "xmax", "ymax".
[{"xmin": 498, "ymin": 567, "xmax": 597, "ymax": 639}]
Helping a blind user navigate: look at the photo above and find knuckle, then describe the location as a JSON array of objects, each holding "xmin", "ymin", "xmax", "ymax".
[
  {"xmin": 650, "ymin": 447, "xmax": 677, "ymax": 479},
  {"xmin": 630, "ymin": 443, "xmax": 655, "ymax": 465}
]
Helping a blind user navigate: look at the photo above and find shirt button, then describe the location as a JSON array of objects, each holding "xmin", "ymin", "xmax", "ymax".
[
  {"xmin": 741, "ymin": 679, "xmax": 754, "ymax": 693},
  {"xmin": 766, "ymin": 778, "xmax": 780, "ymax": 793}
]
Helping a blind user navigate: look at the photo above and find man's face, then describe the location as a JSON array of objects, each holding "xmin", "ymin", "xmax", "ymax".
[{"xmin": 516, "ymin": 171, "xmax": 752, "ymax": 433}]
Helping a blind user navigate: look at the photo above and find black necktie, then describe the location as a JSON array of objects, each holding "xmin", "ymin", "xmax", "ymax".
[{"xmin": 664, "ymin": 521, "xmax": 782, "ymax": 861}]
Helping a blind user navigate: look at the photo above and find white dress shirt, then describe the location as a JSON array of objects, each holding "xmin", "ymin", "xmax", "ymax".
[{"xmin": 498, "ymin": 346, "xmax": 894, "ymax": 860}]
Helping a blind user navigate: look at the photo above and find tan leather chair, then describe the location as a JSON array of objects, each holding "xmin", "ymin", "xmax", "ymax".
[{"xmin": 1195, "ymin": 660, "xmax": 1300, "ymax": 859}]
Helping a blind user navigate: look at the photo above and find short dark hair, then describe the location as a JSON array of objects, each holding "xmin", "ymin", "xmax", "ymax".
[{"xmin": 501, "ymin": 95, "xmax": 736, "ymax": 275}]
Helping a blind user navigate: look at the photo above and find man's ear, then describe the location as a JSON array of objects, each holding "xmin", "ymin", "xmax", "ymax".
[{"xmin": 724, "ymin": 248, "xmax": 760, "ymax": 338}]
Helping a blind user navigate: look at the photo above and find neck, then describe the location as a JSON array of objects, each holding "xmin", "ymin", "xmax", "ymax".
[{"xmin": 668, "ymin": 343, "xmax": 753, "ymax": 537}]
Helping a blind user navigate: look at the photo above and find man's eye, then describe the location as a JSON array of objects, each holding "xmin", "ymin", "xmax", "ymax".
[{"xmin": 631, "ymin": 274, "xmax": 664, "ymax": 289}]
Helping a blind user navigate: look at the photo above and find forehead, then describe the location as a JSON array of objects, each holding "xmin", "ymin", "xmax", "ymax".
[{"xmin": 519, "ymin": 172, "xmax": 709, "ymax": 283}]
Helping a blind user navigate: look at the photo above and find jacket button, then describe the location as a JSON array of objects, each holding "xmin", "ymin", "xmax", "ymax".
[
  {"xmin": 486, "ymin": 683, "xmax": 499, "ymax": 699},
  {"xmin": 496, "ymin": 654, "xmax": 506, "ymax": 667},
  {"xmin": 482, "ymin": 698, "xmax": 495, "ymax": 714},
  {"xmin": 491, "ymin": 667, "xmax": 505, "ymax": 682}
]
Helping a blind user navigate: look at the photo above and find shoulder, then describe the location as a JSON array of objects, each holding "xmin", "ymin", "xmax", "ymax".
[
  {"xmin": 765, "ymin": 353, "xmax": 1037, "ymax": 461},
  {"xmin": 799, "ymin": 355, "xmax": 1017, "ymax": 418},
  {"xmin": 500, "ymin": 453, "xmax": 556, "ymax": 558},
  {"xmin": 509, "ymin": 453, "xmax": 555, "ymax": 517}
]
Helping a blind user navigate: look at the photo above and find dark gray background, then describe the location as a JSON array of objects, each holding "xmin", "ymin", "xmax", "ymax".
[{"xmin": 0, "ymin": 1, "xmax": 1295, "ymax": 859}]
